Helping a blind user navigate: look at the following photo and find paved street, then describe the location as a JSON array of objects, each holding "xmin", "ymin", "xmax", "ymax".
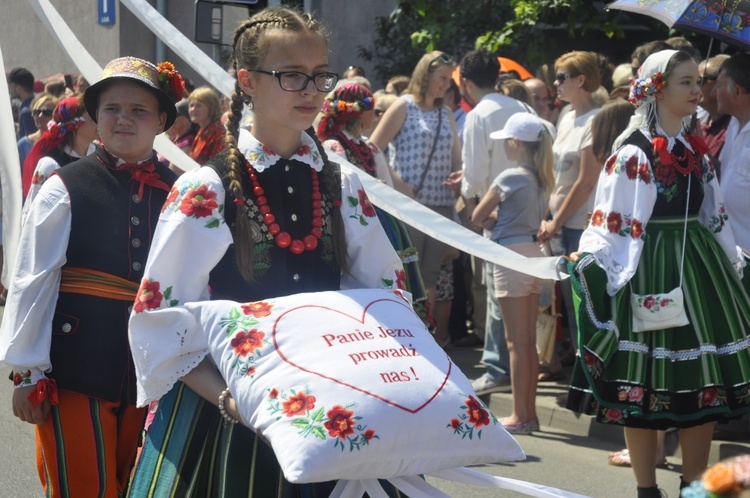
[{"xmin": 1, "ymin": 314, "xmax": 747, "ymax": 497}]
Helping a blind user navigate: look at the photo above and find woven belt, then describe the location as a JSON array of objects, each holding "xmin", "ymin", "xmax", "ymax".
[{"xmin": 59, "ymin": 267, "xmax": 139, "ymax": 301}]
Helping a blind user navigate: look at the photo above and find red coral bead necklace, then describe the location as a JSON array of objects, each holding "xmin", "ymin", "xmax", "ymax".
[{"xmin": 244, "ymin": 161, "xmax": 322, "ymax": 254}]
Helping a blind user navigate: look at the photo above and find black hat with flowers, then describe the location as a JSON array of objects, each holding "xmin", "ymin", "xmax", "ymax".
[{"xmin": 84, "ymin": 56, "xmax": 185, "ymax": 131}]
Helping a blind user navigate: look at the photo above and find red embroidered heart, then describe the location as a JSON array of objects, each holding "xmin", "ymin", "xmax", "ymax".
[{"xmin": 272, "ymin": 296, "xmax": 451, "ymax": 414}]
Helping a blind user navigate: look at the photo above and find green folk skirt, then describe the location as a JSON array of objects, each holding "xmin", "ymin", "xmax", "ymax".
[{"xmin": 566, "ymin": 217, "xmax": 750, "ymax": 430}]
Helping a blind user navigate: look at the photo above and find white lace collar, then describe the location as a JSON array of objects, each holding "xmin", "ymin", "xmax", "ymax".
[{"xmin": 237, "ymin": 130, "xmax": 324, "ymax": 173}]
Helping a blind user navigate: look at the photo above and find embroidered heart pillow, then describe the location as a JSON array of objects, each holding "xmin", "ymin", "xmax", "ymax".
[{"xmin": 186, "ymin": 288, "xmax": 525, "ymax": 483}]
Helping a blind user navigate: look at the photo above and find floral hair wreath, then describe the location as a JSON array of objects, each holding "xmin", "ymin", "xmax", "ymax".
[
  {"xmin": 682, "ymin": 455, "xmax": 750, "ymax": 498},
  {"xmin": 321, "ymin": 95, "xmax": 374, "ymax": 117},
  {"xmin": 628, "ymin": 71, "xmax": 666, "ymax": 108},
  {"xmin": 156, "ymin": 61, "xmax": 185, "ymax": 104}
]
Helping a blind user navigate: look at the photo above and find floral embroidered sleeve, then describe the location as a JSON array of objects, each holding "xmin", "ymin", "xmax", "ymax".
[
  {"xmin": 697, "ymin": 155, "xmax": 745, "ymax": 275},
  {"xmin": 128, "ymin": 166, "xmax": 234, "ymax": 406},
  {"xmin": 338, "ymin": 169, "xmax": 405, "ymax": 292},
  {"xmin": 578, "ymin": 144, "xmax": 658, "ymax": 295}
]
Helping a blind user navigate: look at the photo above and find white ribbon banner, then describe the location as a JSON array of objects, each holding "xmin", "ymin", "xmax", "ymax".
[
  {"xmin": 24, "ymin": 0, "xmax": 565, "ymax": 281},
  {"xmin": 0, "ymin": 44, "xmax": 22, "ymax": 289}
]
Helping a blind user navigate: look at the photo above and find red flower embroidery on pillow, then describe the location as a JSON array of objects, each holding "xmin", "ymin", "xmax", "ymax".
[
  {"xmin": 465, "ymin": 395, "xmax": 490, "ymax": 427},
  {"xmin": 269, "ymin": 388, "xmax": 279, "ymax": 399},
  {"xmin": 231, "ymin": 329, "xmax": 265, "ymax": 357},
  {"xmin": 395, "ymin": 269, "xmax": 407, "ymax": 290},
  {"xmin": 450, "ymin": 418, "xmax": 461, "ymax": 430},
  {"xmin": 606, "ymin": 212, "xmax": 623, "ymax": 233},
  {"xmin": 180, "ymin": 184, "xmax": 219, "ymax": 218},
  {"xmin": 282, "ymin": 392, "xmax": 316, "ymax": 417},
  {"xmin": 134, "ymin": 278, "xmax": 163, "ymax": 313},
  {"xmin": 325, "ymin": 405, "xmax": 356, "ymax": 439},
  {"xmin": 241, "ymin": 301, "xmax": 273, "ymax": 318},
  {"xmin": 364, "ymin": 429, "xmax": 376, "ymax": 441}
]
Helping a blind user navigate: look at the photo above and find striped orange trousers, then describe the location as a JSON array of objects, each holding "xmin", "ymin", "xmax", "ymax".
[{"xmin": 35, "ymin": 389, "xmax": 146, "ymax": 498}]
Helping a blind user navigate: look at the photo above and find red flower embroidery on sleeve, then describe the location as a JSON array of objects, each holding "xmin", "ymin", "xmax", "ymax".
[
  {"xmin": 162, "ymin": 186, "xmax": 179, "ymax": 213},
  {"xmin": 625, "ymin": 156, "xmax": 639, "ymax": 180},
  {"xmin": 357, "ymin": 189, "xmax": 377, "ymax": 218},
  {"xmin": 630, "ymin": 219, "xmax": 644, "ymax": 239},
  {"xmin": 134, "ymin": 278, "xmax": 163, "ymax": 313},
  {"xmin": 604, "ymin": 155, "xmax": 617, "ymax": 175},
  {"xmin": 230, "ymin": 329, "xmax": 265, "ymax": 357},
  {"xmin": 606, "ymin": 212, "xmax": 623, "ymax": 233},
  {"xmin": 282, "ymin": 392, "xmax": 316, "ymax": 417},
  {"xmin": 269, "ymin": 388, "xmax": 279, "ymax": 399},
  {"xmin": 180, "ymin": 184, "xmax": 219, "ymax": 218},
  {"xmin": 637, "ymin": 163, "xmax": 651, "ymax": 184},
  {"xmin": 590, "ymin": 209, "xmax": 605, "ymax": 227},
  {"xmin": 241, "ymin": 301, "xmax": 273, "ymax": 318},
  {"xmin": 325, "ymin": 405, "xmax": 356, "ymax": 439}
]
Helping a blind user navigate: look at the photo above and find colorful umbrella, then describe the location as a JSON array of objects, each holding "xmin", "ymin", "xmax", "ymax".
[{"xmin": 608, "ymin": 0, "xmax": 750, "ymax": 50}]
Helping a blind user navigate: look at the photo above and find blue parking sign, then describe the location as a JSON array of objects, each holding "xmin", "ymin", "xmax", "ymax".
[{"xmin": 98, "ymin": 0, "xmax": 116, "ymax": 26}]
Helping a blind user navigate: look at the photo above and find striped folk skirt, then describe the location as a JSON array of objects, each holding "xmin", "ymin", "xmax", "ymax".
[
  {"xmin": 566, "ymin": 217, "xmax": 750, "ymax": 430},
  {"xmin": 127, "ymin": 382, "xmax": 407, "ymax": 497}
]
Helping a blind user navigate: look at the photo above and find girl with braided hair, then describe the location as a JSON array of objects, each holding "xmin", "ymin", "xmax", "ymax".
[
  {"xmin": 22, "ymin": 94, "xmax": 97, "ymax": 202},
  {"xmin": 127, "ymin": 7, "xmax": 404, "ymax": 496}
]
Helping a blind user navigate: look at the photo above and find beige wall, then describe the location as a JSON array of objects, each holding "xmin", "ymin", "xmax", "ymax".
[
  {"xmin": 1, "ymin": 0, "xmax": 121, "ymax": 78},
  {"xmin": 2, "ymin": 0, "xmax": 397, "ymax": 90}
]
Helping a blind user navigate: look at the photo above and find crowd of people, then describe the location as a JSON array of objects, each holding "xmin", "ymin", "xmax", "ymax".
[{"xmin": 2, "ymin": 5, "xmax": 750, "ymax": 498}]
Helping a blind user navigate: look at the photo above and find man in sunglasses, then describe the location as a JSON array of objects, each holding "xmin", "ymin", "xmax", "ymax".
[
  {"xmin": 698, "ymin": 54, "xmax": 731, "ymax": 168},
  {"xmin": 8, "ymin": 67, "xmax": 36, "ymax": 140},
  {"xmin": 458, "ymin": 49, "xmax": 532, "ymax": 395}
]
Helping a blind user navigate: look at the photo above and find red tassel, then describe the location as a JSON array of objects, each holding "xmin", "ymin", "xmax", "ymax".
[
  {"xmin": 652, "ymin": 136, "xmax": 675, "ymax": 167},
  {"xmin": 27, "ymin": 378, "xmax": 59, "ymax": 408}
]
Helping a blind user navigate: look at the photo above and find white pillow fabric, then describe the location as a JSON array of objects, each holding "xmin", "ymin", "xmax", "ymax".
[{"xmin": 187, "ymin": 288, "xmax": 525, "ymax": 484}]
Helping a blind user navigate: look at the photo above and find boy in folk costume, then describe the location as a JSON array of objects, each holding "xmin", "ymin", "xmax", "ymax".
[{"xmin": 0, "ymin": 57, "xmax": 183, "ymax": 498}]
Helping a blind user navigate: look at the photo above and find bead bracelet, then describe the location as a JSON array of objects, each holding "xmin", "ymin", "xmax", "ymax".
[{"xmin": 218, "ymin": 387, "xmax": 239, "ymax": 425}]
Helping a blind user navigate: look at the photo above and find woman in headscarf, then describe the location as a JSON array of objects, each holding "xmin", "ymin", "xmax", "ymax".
[{"xmin": 566, "ymin": 49, "xmax": 750, "ymax": 498}]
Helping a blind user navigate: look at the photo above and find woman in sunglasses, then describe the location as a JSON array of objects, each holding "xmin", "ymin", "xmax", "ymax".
[
  {"xmin": 16, "ymin": 93, "xmax": 59, "ymax": 168},
  {"xmin": 21, "ymin": 94, "xmax": 98, "ymax": 202},
  {"xmin": 538, "ymin": 50, "xmax": 601, "ymax": 360},
  {"xmin": 370, "ymin": 51, "xmax": 462, "ymax": 336}
]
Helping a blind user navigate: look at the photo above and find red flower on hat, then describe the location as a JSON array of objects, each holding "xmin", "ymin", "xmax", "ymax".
[{"xmin": 157, "ymin": 61, "xmax": 184, "ymax": 103}]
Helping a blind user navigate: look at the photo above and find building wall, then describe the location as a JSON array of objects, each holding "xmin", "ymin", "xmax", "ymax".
[{"xmin": 1, "ymin": 0, "xmax": 396, "ymax": 91}]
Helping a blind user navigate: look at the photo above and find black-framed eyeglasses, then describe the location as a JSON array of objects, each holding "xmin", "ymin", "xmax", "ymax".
[
  {"xmin": 699, "ymin": 75, "xmax": 717, "ymax": 87},
  {"xmin": 429, "ymin": 53, "xmax": 454, "ymax": 66},
  {"xmin": 555, "ymin": 73, "xmax": 575, "ymax": 84},
  {"xmin": 33, "ymin": 108, "xmax": 53, "ymax": 117},
  {"xmin": 251, "ymin": 69, "xmax": 339, "ymax": 92}
]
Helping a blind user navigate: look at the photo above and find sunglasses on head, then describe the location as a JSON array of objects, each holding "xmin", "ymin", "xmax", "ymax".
[
  {"xmin": 429, "ymin": 53, "xmax": 454, "ymax": 66},
  {"xmin": 33, "ymin": 108, "xmax": 53, "ymax": 117},
  {"xmin": 555, "ymin": 73, "xmax": 576, "ymax": 84},
  {"xmin": 699, "ymin": 75, "xmax": 717, "ymax": 87}
]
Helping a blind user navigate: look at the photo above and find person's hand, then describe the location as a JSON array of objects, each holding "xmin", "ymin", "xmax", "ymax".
[
  {"xmin": 12, "ymin": 385, "xmax": 50, "ymax": 425},
  {"xmin": 538, "ymin": 219, "xmax": 560, "ymax": 243},
  {"xmin": 225, "ymin": 393, "xmax": 243, "ymax": 425},
  {"xmin": 482, "ymin": 211, "xmax": 498, "ymax": 231},
  {"xmin": 569, "ymin": 251, "xmax": 583, "ymax": 262},
  {"xmin": 443, "ymin": 171, "xmax": 463, "ymax": 198}
]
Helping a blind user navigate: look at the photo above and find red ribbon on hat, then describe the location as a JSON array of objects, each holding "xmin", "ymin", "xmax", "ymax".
[{"xmin": 27, "ymin": 378, "xmax": 59, "ymax": 408}]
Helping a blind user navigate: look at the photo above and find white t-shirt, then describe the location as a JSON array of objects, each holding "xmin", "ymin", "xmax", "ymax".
[
  {"xmin": 549, "ymin": 107, "xmax": 599, "ymax": 230},
  {"xmin": 719, "ymin": 116, "xmax": 750, "ymax": 251}
]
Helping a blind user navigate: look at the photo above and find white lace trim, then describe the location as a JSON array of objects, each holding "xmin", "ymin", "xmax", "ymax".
[
  {"xmin": 575, "ymin": 254, "xmax": 620, "ymax": 339},
  {"xmin": 618, "ymin": 337, "xmax": 750, "ymax": 361}
]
